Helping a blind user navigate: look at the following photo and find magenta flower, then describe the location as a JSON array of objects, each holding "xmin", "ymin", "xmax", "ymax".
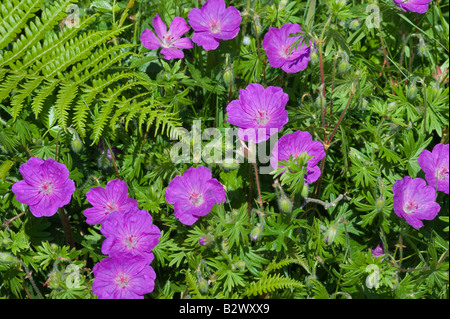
[
  {"xmin": 101, "ymin": 209, "xmax": 161, "ymax": 264},
  {"xmin": 393, "ymin": 176, "xmax": 441, "ymax": 229},
  {"xmin": 417, "ymin": 143, "xmax": 449, "ymax": 194},
  {"xmin": 371, "ymin": 243, "xmax": 385, "ymax": 260},
  {"xmin": 83, "ymin": 179, "xmax": 138, "ymax": 225},
  {"xmin": 12, "ymin": 157, "xmax": 75, "ymax": 217},
  {"xmin": 392, "ymin": 0, "xmax": 433, "ymax": 13},
  {"xmin": 188, "ymin": 0, "xmax": 242, "ymax": 51},
  {"xmin": 270, "ymin": 130, "xmax": 325, "ymax": 183},
  {"xmin": 165, "ymin": 166, "xmax": 226, "ymax": 225},
  {"xmin": 226, "ymin": 83, "xmax": 289, "ymax": 143},
  {"xmin": 140, "ymin": 14, "xmax": 193, "ymax": 60},
  {"xmin": 262, "ymin": 23, "xmax": 311, "ymax": 73},
  {"xmin": 92, "ymin": 254, "xmax": 156, "ymax": 299}
]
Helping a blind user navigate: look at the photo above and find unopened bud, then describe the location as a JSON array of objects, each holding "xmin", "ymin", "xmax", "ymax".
[
  {"xmin": 310, "ymin": 50, "xmax": 319, "ymax": 64},
  {"xmin": 338, "ymin": 59, "xmax": 350, "ymax": 73},
  {"xmin": 316, "ymin": 93, "xmax": 326, "ymax": 109},
  {"xmin": 417, "ymin": 37, "xmax": 427, "ymax": 57},
  {"xmin": 324, "ymin": 224, "xmax": 338, "ymax": 245},
  {"xmin": 198, "ymin": 276, "xmax": 209, "ymax": 295},
  {"xmin": 349, "ymin": 19, "xmax": 360, "ymax": 30},
  {"xmin": 0, "ymin": 252, "xmax": 16, "ymax": 264},
  {"xmin": 223, "ymin": 67, "xmax": 234, "ymax": 85},
  {"xmin": 250, "ymin": 225, "xmax": 263, "ymax": 241},
  {"xmin": 71, "ymin": 137, "xmax": 83, "ymax": 153},
  {"xmin": 199, "ymin": 234, "xmax": 213, "ymax": 246},
  {"xmin": 301, "ymin": 184, "xmax": 309, "ymax": 198},
  {"xmin": 406, "ymin": 84, "xmax": 418, "ymax": 100},
  {"xmin": 278, "ymin": 197, "xmax": 292, "ymax": 213},
  {"xmin": 375, "ymin": 197, "xmax": 385, "ymax": 212}
]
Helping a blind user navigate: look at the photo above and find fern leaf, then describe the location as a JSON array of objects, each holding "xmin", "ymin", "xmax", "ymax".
[
  {"xmin": 244, "ymin": 273, "xmax": 304, "ymax": 296},
  {"xmin": 31, "ymin": 78, "xmax": 59, "ymax": 118},
  {"xmin": 73, "ymin": 89, "xmax": 96, "ymax": 138},
  {"xmin": 0, "ymin": 0, "xmax": 45, "ymax": 51},
  {"xmin": 53, "ymin": 81, "xmax": 78, "ymax": 129},
  {"xmin": 0, "ymin": 0, "xmax": 75, "ymax": 68},
  {"xmin": 10, "ymin": 75, "xmax": 43, "ymax": 120},
  {"xmin": 0, "ymin": 73, "xmax": 25, "ymax": 103}
]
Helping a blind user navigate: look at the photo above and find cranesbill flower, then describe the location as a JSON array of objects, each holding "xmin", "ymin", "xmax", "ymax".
[
  {"xmin": 392, "ymin": 176, "xmax": 441, "ymax": 229},
  {"xmin": 92, "ymin": 254, "xmax": 156, "ymax": 299},
  {"xmin": 392, "ymin": 0, "xmax": 433, "ymax": 13},
  {"xmin": 101, "ymin": 209, "xmax": 161, "ymax": 264},
  {"xmin": 188, "ymin": 0, "xmax": 242, "ymax": 51},
  {"xmin": 262, "ymin": 23, "xmax": 311, "ymax": 73},
  {"xmin": 270, "ymin": 130, "xmax": 325, "ymax": 183},
  {"xmin": 226, "ymin": 83, "xmax": 289, "ymax": 143},
  {"xmin": 371, "ymin": 243, "xmax": 385, "ymax": 260},
  {"xmin": 417, "ymin": 143, "xmax": 449, "ymax": 194},
  {"xmin": 12, "ymin": 157, "xmax": 75, "ymax": 217},
  {"xmin": 84, "ymin": 179, "xmax": 138, "ymax": 225},
  {"xmin": 165, "ymin": 166, "xmax": 226, "ymax": 225},
  {"xmin": 140, "ymin": 14, "xmax": 193, "ymax": 60}
]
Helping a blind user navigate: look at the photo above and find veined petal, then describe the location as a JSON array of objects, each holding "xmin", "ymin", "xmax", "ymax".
[
  {"xmin": 152, "ymin": 14, "xmax": 167, "ymax": 39},
  {"xmin": 140, "ymin": 29, "xmax": 161, "ymax": 50},
  {"xmin": 168, "ymin": 17, "xmax": 190, "ymax": 40},
  {"xmin": 161, "ymin": 48, "xmax": 184, "ymax": 60}
]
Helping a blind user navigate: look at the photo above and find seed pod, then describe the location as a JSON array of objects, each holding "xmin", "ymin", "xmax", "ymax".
[
  {"xmin": 223, "ymin": 67, "xmax": 234, "ymax": 85},
  {"xmin": 278, "ymin": 197, "xmax": 292, "ymax": 213},
  {"xmin": 375, "ymin": 197, "xmax": 385, "ymax": 212}
]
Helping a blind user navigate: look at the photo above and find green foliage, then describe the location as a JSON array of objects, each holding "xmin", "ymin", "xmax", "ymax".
[{"xmin": 0, "ymin": 0, "xmax": 449, "ymax": 301}]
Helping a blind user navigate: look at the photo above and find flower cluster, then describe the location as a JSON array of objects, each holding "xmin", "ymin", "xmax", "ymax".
[
  {"xmin": 393, "ymin": 143, "xmax": 448, "ymax": 229},
  {"xmin": 84, "ymin": 179, "xmax": 161, "ymax": 299}
]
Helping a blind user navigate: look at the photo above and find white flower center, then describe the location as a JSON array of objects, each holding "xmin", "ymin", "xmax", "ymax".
[
  {"xmin": 189, "ymin": 191, "xmax": 204, "ymax": 206},
  {"xmin": 436, "ymin": 166, "xmax": 449, "ymax": 181},
  {"xmin": 255, "ymin": 110, "xmax": 270, "ymax": 125},
  {"xmin": 105, "ymin": 201, "xmax": 118, "ymax": 213},
  {"xmin": 209, "ymin": 20, "xmax": 221, "ymax": 34},
  {"xmin": 403, "ymin": 199, "xmax": 418, "ymax": 215},
  {"xmin": 114, "ymin": 273, "xmax": 130, "ymax": 288},
  {"xmin": 39, "ymin": 181, "xmax": 54, "ymax": 195}
]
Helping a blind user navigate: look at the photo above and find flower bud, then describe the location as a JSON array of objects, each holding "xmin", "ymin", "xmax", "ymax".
[
  {"xmin": 417, "ymin": 37, "xmax": 427, "ymax": 57},
  {"xmin": 375, "ymin": 197, "xmax": 385, "ymax": 212},
  {"xmin": 198, "ymin": 276, "xmax": 209, "ymax": 295},
  {"xmin": 199, "ymin": 234, "xmax": 213, "ymax": 246},
  {"xmin": 365, "ymin": 264, "xmax": 380, "ymax": 289},
  {"xmin": 242, "ymin": 36, "xmax": 251, "ymax": 46},
  {"xmin": 338, "ymin": 59, "xmax": 350, "ymax": 73},
  {"xmin": 310, "ymin": 50, "xmax": 319, "ymax": 65},
  {"xmin": 316, "ymin": 93, "xmax": 326, "ymax": 109},
  {"xmin": 250, "ymin": 225, "xmax": 263, "ymax": 241},
  {"xmin": 324, "ymin": 224, "xmax": 338, "ymax": 245},
  {"xmin": 0, "ymin": 252, "xmax": 16, "ymax": 264},
  {"xmin": 301, "ymin": 184, "xmax": 309, "ymax": 198},
  {"xmin": 349, "ymin": 19, "xmax": 360, "ymax": 30},
  {"xmin": 406, "ymin": 84, "xmax": 418, "ymax": 100},
  {"xmin": 71, "ymin": 137, "xmax": 83, "ymax": 153},
  {"xmin": 223, "ymin": 67, "xmax": 234, "ymax": 85},
  {"xmin": 278, "ymin": 197, "xmax": 292, "ymax": 213}
]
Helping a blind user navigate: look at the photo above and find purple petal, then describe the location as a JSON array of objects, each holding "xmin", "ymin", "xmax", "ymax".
[
  {"xmin": 168, "ymin": 17, "xmax": 190, "ymax": 40},
  {"xmin": 188, "ymin": 8, "xmax": 210, "ymax": 32},
  {"xmin": 160, "ymin": 48, "xmax": 184, "ymax": 60},
  {"xmin": 192, "ymin": 32, "xmax": 220, "ymax": 50},
  {"xmin": 152, "ymin": 14, "xmax": 167, "ymax": 39},
  {"xmin": 140, "ymin": 29, "xmax": 161, "ymax": 50},
  {"xmin": 172, "ymin": 37, "xmax": 194, "ymax": 49}
]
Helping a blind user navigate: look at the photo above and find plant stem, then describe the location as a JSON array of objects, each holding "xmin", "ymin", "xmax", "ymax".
[
  {"xmin": 59, "ymin": 208, "xmax": 75, "ymax": 248},
  {"xmin": 253, "ymin": 162, "xmax": 264, "ymax": 208}
]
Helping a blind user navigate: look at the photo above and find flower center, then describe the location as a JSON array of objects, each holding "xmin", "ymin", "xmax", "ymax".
[
  {"xmin": 209, "ymin": 20, "xmax": 221, "ymax": 34},
  {"xmin": 114, "ymin": 273, "xmax": 130, "ymax": 288},
  {"xmin": 124, "ymin": 234, "xmax": 138, "ymax": 249},
  {"xmin": 105, "ymin": 201, "xmax": 118, "ymax": 213},
  {"xmin": 189, "ymin": 191, "xmax": 204, "ymax": 206},
  {"xmin": 403, "ymin": 199, "xmax": 419, "ymax": 215},
  {"xmin": 161, "ymin": 33, "xmax": 174, "ymax": 48},
  {"xmin": 436, "ymin": 166, "xmax": 449, "ymax": 180},
  {"xmin": 280, "ymin": 45, "xmax": 293, "ymax": 59},
  {"xmin": 255, "ymin": 110, "xmax": 270, "ymax": 125},
  {"xmin": 39, "ymin": 181, "xmax": 54, "ymax": 195}
]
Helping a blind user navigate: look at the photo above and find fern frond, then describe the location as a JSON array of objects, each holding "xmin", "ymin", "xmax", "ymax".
[
  {"xmin": 0, "ymin": 73, "xmax": 25, "ymax": 103},
  {"xmin": 0, "ymin": 0, "xmax": 45, "ymax": 51},
  {"xmin": 10, "ymin": 75, "xmax": 43, "ymax": 120},
  {"xmin": 185, "ymin": 270, "xmax": 203, "ymax": 298},
  {"xmin": 31, "ymin": 78, "xmax": 59, "ymax": 118},
  {"xmin": 243, "ymin": 273, "xmax": 304, "ymax": 296},
  {"xmin": 53, "ymin": 81, "xmax": 78, "ymax": 129},
  {"xmin": 260, "ymin": 258, "xmax": 307, "ymax": 278},
  {"xmin": 73, "ymin": 89, "xmax": 96, "ymax": 138},
  {"xmin": 0, "ymin": 0, "xmax": 75, "ymax": 68},
  {"xmin": 15, "ymin": 15, "xmax": 97, "ymax": 72}
]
